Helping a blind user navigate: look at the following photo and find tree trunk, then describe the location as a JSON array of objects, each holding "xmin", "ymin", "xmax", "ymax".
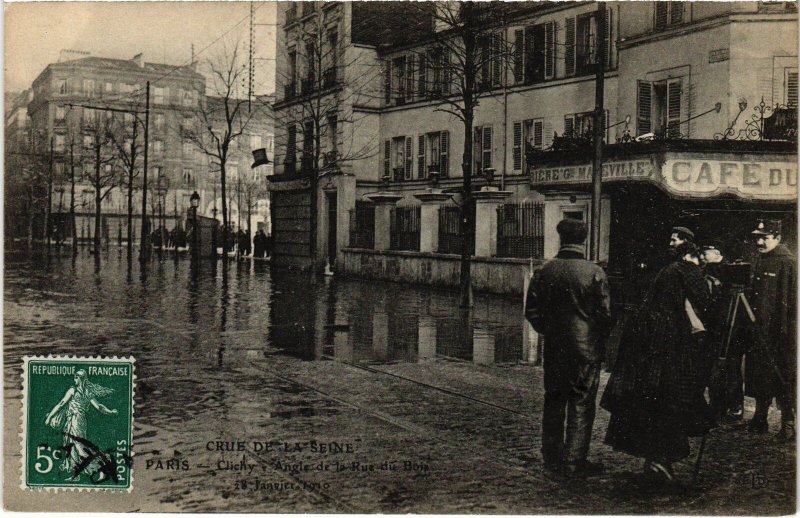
[
  {"xmin": 26, "ymin": 189, "xmax": 34, "ymax": 249},
  {"xmin": 127, "ymin": 170, "xmax": 134, "ymax": 262},
  {"xmin": 69, "ymin": 142, "xmax": 77, "ymax": 257},
  {"xmin": 93, "ymin": 145, "xmax": 102, "ymax": 255},
  {"xmin": 221, "ymin": 161, "xmax": 228, "ymax": 256}
]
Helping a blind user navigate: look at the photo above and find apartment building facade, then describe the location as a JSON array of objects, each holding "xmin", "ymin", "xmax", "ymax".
[{"xmin": 271, "ymin": 1, "xmax": 797, "ymax": 295}]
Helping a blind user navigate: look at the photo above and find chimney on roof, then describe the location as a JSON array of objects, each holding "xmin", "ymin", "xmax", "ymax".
[
  {"xmin": 132, "ymin": 53, "xmax": 144, "ymax": 68},
  {"xmin": 58, "ymin": 49, "xmax": 90, "ymax": 62}
]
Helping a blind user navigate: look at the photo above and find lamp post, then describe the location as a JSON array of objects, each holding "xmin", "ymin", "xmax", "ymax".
[{"xmin": 190, "ymin": 190, "xmax": 200, "ymax": 259}]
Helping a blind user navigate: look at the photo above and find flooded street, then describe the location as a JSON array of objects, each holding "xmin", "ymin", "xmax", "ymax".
[{"xmin": 4, "ymin": 248, "xmax": 794, "ymax": 513}]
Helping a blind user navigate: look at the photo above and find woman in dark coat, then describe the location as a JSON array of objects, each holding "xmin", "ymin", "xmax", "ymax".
[{"xmin": 601, "ymin": 242, "xmax": 712, "ymax": 481}]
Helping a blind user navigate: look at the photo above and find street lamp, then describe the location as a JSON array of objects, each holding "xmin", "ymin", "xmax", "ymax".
[{"xmin": 190, "ymin": 190, "xmax": 200, "ymax": 259}]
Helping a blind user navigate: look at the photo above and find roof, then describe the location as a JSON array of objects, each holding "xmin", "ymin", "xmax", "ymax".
[{"xmin": 50, "ymin": 56, "xmax": 204, "ymax": 80}]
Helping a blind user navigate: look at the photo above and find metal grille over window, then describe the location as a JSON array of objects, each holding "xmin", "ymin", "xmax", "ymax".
[
  {"xmin": 390, "ymin": 206, "xmax": 420, "ymax": 251},
  {"xmin": 496, "ymin": 202, "xmax": 545, "ymax": 259},
  {"xmin": 348, "ymin": 201, "xmax": 375, "ymax": 249}
]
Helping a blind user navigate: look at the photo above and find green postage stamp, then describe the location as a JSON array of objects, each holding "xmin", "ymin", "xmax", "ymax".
[{"xmin": 21, "ymin": 356, "xmax": 135, "ymax": 491}]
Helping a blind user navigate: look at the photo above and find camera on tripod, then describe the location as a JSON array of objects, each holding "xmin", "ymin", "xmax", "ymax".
[{"xmin": 715, "ymin": 261, "xmax": 751, "ymax": 288}]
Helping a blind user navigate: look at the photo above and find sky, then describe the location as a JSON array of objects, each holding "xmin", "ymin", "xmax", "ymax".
[{"xmin": 4, "ymin": 1, "xmax": 278, "ymax": 95}]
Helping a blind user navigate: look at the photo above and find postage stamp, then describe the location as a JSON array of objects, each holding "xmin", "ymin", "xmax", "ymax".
[{"xmin": 20, "ymin": 356, "xmax": 135, "ymax": 491}]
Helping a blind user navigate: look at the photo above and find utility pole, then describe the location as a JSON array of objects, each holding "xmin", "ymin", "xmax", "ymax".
[
  {"xmin": 590, "ymin": 2, "xmax": 606, "ymax": 262},
  {"xmin": 140, "ymin": 81, "xmax": 151, "ymax": 262},
  {"xmin": 45, "ymin": 136, "xmax": 54, "ymax": 251}
]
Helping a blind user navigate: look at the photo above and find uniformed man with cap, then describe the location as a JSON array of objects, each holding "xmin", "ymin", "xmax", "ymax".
[{"xmin": 745, "ymin": 219, "xmax": 796, "ymax": 442}]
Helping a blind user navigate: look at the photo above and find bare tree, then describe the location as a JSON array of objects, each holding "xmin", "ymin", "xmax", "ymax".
[
  {"xmin": 107, "ymin": 108, "xmax": 143, "ymax": 261},
  {"xmin": 403, "ymin": 2, "xmax": 517, "ymax": 308},
  {"xmin": 183, "ymin": 44, "xmax": 259, "ymax": 256},
  {"xmin": 81, "ymin": 114, "xmax": 119, "ymax": 254}
]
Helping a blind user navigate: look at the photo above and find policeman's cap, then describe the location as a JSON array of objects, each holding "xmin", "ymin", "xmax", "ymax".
[{"xmin": 751, "ymin": 219, "xmax": 782, "ymax": 236}]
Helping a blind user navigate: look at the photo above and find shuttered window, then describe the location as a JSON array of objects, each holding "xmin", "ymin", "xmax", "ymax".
[
  {"xmin": 440, "ymin": 131, "xmax": 449, "ymax": 177},
  {"xmin": 565, "ymin": 17, "xmax": 576, "ymax": 76},
  {"xmin": 666, "ymin": 79, "xmax": 682, "ymax": 138},
  {"xmin": 655, "ymin": 3, "xmax": 669, "ymax": 30},
  {"xmin": 384, "ymin": 60, "xmax": 391, "ymax": 104},
  {"xmin": 473, "ymin": 126, "xmax": 493, "ymax": 174},
  {"xmin": 544, "ymin": 21, "xmax": 555, "ymax": 79},
  {"xmin": 513, "ymin": 121, "xmax": 523, "ymax": 172},
  {"xmin": 286, "ymin": 125, "xmax": 296, "ymax": 164},
  {"xmin": 514, "ymin": 29, "xmax": 524, "ymax": 83},
  {"xmin": 492, "ymin": 33, "xmax": 503, "ymax": 87},
  {"xmin": 533, "ymin": 120, "xmax": 544, "ymax": 149},
  {"xmin": 655, "ymin": 2, "xmax": 685, "ymax": 31},
  {"xmin": 786, "ymin": 70, "xmax": 798, "ymax": 106},
  {"xmin": 406, "ymin": 54, "xmax": 416, "ymax": 102},
  {"xmin": 404, "ymin": 136, "xmax": 413, "ymax": 180},
  {"xmin": 637, "ymin": 80, "xmax": 652, "ymax": 135},
  {"xmin": 441, "ymin": 50, "xmax": 451, "ymax": 95},
  {"xmin": 418, "ymin": 55, "xmax": 427, "ymax": 97},
  {"xmin": 383, "ymin": 140, "xmax": 391, "ymax": 178},
  {"xmin": 670, "ymin": 2, "xmax": 684, "ymax": 24},
  {"xmin": 564, "ymin": 115, "xmax": 575, "ymax": 138},
  {"xmin": 417, "ymin": 135, "xmax": 426, "ymax": 179}
]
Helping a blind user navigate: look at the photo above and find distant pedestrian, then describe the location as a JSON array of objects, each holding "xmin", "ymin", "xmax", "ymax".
[
  {"xmin": 745, "ymin": 220, "xmax": 795, "ymax": 441},
  {"xmin": 601, "ymin": 232, "xmax": 712, "ymax": 485},
  {"xmin": 525, "ymin": 219, "xmax": 612, "ymax": 477},
  {"xmin": 253, "ymin": 229, "xmax": 267, "ymax": 258},
  {"xmin": 237, "ymin": 229, "xmax": 250, "ymax": 256}
]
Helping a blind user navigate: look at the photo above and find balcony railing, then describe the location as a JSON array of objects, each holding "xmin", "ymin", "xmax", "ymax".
[
  {"xmin": 323, "ymin": 150, "xmax": 338, "ymax": 167},
  {"xmin": 284, "ymin": 82, "xmax": 296, "ymax": 101},
  {"xmin": 301, "ymin": 77, "xmax": 315, "ymax": 96},
  {"xmin": 323, "ymin": 68, "xmax": 337, "ymax": 89}
]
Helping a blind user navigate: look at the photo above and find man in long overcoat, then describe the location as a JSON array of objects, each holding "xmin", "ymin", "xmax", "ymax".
[
  {"xmin": 601, "ymin": 238, "xmax": 711, "ymax": 483},
  {"xmin": 745, "ymin": 219, "xmax": 796, "ymax": 441},
  {"xmin": 526, "ymin": 219, "xmax": 612, "ymax": 477}
]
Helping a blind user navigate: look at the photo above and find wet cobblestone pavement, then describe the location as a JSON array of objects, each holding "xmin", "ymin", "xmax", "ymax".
[{"xmin": 4, "ymin": 249, "xmax": 795, "ymax": 513}]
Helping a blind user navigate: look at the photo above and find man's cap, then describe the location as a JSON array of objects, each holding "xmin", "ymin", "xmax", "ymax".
[
  {"xmin": 700, "ymin": 239, "xmax": 724, "ymax": 253},
  {"xmin": 556, "ymin": 218, "xmax": 588, "ymax": 244},
  {"xmin": 671, "ymin": 226, "xmax": 695, "ymax": 241},
  {"xmin": 751, "ymin": 219, "xmax": 782, "ymax": 236}
]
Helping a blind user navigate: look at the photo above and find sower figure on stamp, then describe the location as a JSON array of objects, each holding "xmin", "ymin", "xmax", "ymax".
[
  {"xmin": 44, "ymin": 369, "xmax": 118, "ymax": 480},
  {"xmin": 745, "ymin": 220, "xmax": 796, "ymax": 442},
  {"xmin": 601, "ymin": 230, "xmax": 713, "ymax": 485},
  {"xmin": 525, "ymin": 219, "xmax": 612, "ymax": 477}
]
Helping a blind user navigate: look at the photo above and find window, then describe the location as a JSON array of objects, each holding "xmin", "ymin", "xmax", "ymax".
[
  {"xmin": 473, "ymin": 125, "xmax": 493, "ymax": 174},
  {"xmin": 55, "ymin": 135, "xmax": 65, "ymax": 152},
  {"xmin": 383, "ymin": 136, "xmax": 413, "ymax": 180},
  {"xmin": 516, "ymin": 22, "xmax": 555, "ymax": 84},
  {"xmin": 392, "ymin": 56, "xmax": 407, "ymax": 104},
  {"xmin": 655, "ymin": 2, "xmax": 685, "ymax": 31},
  {"xmin": 181, "ymin": 118, "xmax": 194, "ymax": 134},
  {"xmin": 153, "ymin": 87, "xmax": 166, "ymax": 104},
  {"xmin": 250, "ymin": 134, "xmax": 263, "ymax": 150},
  {"xmin": 104, "ymin": 82, "xmax": 114, "ymax": 93},
  {"xmin": 182, "ymin": 89, "xmax": 195, "ymax": 107},
  {"xmin": 786, "ymin": 69, "xmax": 798, "ymax": 106},
  {"xmin": 152, "ymin": 140, "xmax": 164, "ymax": 153},
  {"xmin": 286, "ymin": 124, "xmax": 296, "ymax": 170},
  {"xmin": 153, "ymin": 166, "xmax": 163, "ymax": 179},
  {"xmin": 566, "ymin": 10, "xmax": 613, "ymax": 76},
  {"xmin": 477, "ymin": 33, "xmax": 502, "ymax": 90},
  {"xmin": 327, "ymin": 29, "xmax": 338, "ymax": 73},
  {"xmin": 183, "ymin": 142, "xmax": 194, "ymax": 156},
  {"xmin": 416, "ymin": 130, "xmax": 450, "ymax": 179},
  {"xmin": 326, "ymin": 115, "xmax": 337, "ymax": 157},
  {"xmin": 183, "ymin": 168, "xmax": 193, "ymax": 186},
  {"xmin": 84, "ymin": 79, "xmax": 96, "ymax": 94},
  {"xmin": 154, "ymin": 113, "xmax": 165, "ymax": 131},
  {"xmin": 120, "ymin": 83, "xmax": 133, "ymax": 94},
  {"xmin": 302, "ymin": 120, "xmax": 314, "ymax": 172},
  {"xmin": 288, "ymin": 49, "xmax": 298, "ymax": 95},
  {"xmin": 55, "ymin": 105, "xmax": 65, "ymax": 121},
  {"xmin": 638, "ymin": 79, "xmax": 682, "ymax": 137},
  {"xmin": 56, "ymin": 79, "xmax": 68, "ymax": 94},
  {"xmin": 512, "ymin": 119, "xmax": 545, "ymax": 172},
  {"xmin": 564, "ymin": 111, "xmax": 608, "ymax": 140},
  {"xmin": 54, "ymin": 162, "xmax": 65, "ymax": 176},
  {"xmin": 305, "ymin": 40, "xmax": 316, "ymax": 82},
  {"xmin": 83, "ymin": 135, "xmax": 94, "ymax": 149}
]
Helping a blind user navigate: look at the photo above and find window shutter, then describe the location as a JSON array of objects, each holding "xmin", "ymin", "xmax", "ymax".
[
  {"xmin": 440, "ymin": 131, "xmax": 449, "ymax": 177},
  {"xmin": 564, "ymin": 115, "xmax": 575, "ymax": 137},
  {"xmin": 667, "ymin": 79, "xmax": 682, "ymax": 138},
  {"xmin": 787, "ymin": 71, "xmax": 798, "ymax": 106},
  {"xmin": 512, "ymin": 121, "xmax": 522, "ymax": 172},
  {"xmin": 418, "ymin": 135, "xmax": 426, "ymax": 179},
  {"xmin": 565, "ymin": 17, "xmax": 576, "ymax": 76},
  {"xmin": 384, "ymin": 60, "xmax": 391, "ymax": 104},
  {"xmin": 418, "ymin": 55, "xmax": 427, "ymax": 97},
  {"xmin": 524, "ymin": 26, "xmax": 535, "ymax": 83},
  {"xmin": 533, "ymin": 120, "xmax": 544, "ymax": 149},
  {"xmin": 492, "ymin": 33, "xmax": 502, "ymax": 87},
  {"xmin": 514, "ymin": 29, "xmax": 524, "ymax": 83},
  {"xmin": 383, "ymin": 140, "xmax": 391, "ymax": 178},
  {"xmin": 670, "ymin": 2, "xmax": 684, "ymax": 24},
  {"xmin": 543, "ymin": 121, "xmax": 554, "ymax": 149},
  {"xmin": 482, "ymin": 126, "xmax": 493, "ymax": 171},
  {"xmin": 404, "ymin": 136, "xmax": 413, "ymax": 179},
  {"xmin": 655, "ymin": 3, "xmax": 669, "ymax": 30},
  {"xmin": 545, "ymin": 21, "xmax": 555, "ymax": 79},
  {"xmin": 441, "ymin": 50, "xmax": 451, "ymax": 95},
  {"xmin": 637, "ymin": 80, "xmax": 652, "ymax": 135},
  {"xmin": 407, "ymin": 54, "xmax": 416, "ymax": 101},
  {"xmin": 604, "ymin": 8, "xmax": 613, "ymax": 69}
]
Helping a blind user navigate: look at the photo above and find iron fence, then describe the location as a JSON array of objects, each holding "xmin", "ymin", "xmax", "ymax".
[
  {"xmin": 390, "ymin": 206, "xmax": 420, "ymax": 251},
  {"xmin": 348, "ymin": 201, "xmax": 375, "ymax": 249},
  {"xmin": 438, "ymin": 206, "xmax": 474, "ymax": 255},
  {"xmin": 496, "ymin": 202, "xmax": 545, "ymax": 258}
]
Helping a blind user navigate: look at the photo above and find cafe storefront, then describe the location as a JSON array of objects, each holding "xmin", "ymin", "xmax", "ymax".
[{"xmin": 530, "ymin": 140, "xmax": 797, "ymax": 308}]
